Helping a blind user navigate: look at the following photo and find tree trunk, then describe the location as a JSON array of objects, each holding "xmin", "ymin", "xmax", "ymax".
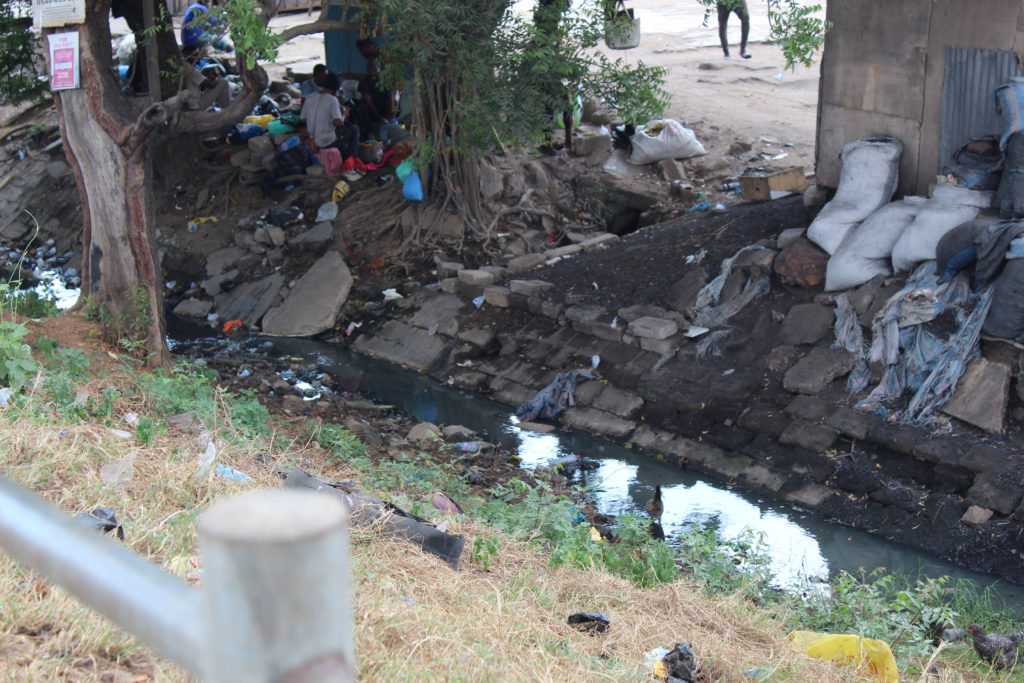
[{"xmin": 53, "ymin": 2, "xmax": 169, "ymax": 366}]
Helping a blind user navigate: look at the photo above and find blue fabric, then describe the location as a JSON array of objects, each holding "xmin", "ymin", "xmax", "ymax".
[
  {"xmin": 937, "ymin": 246, "xmax": 977, "ymax": 284},
  {"xmin": 403, "ymin": 172, "xmax": 423, "ymax": 201},
  {"xmin": 300, "ymin": 79, "xmax": 322, "ymax": 98},
  {"xmin": 995, "ymin": 80, "xmax": 1024, "ymax": 149},
  {"xmin": 182, "ymin": 3, "xmax": 218, "ymax": 48},
  {"xmin": 515, "ymin": 369, "xmax": 596, "ymax": 422}
]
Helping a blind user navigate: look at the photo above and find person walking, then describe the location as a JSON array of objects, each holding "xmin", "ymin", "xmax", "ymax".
[{"xmin": 716, "ymin": 0, "xmax": 751, "ymax": 59}]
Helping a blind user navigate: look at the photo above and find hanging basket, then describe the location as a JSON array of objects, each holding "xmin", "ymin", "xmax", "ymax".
[{"xmin": 604, "ymin": 0, "xmax": 641, "ymax": 50}]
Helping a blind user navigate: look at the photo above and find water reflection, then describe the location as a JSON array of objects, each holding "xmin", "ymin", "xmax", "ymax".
[{"xmin": 167, "ymin": 328, "xmax": 1024, "ymax": 604}]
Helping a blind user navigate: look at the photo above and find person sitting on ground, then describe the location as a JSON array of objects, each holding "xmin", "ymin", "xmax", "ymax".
[
  {"xmin": 181, "ymin": 2, "xmax": 234, "ymax": 53},
  {"xmin": 181, "ymin": 45, "xmax": 231, "ymax": 110},
  {"xmin": 341, "ymin": 38, "xmax": 394, "ymax": 139},
  {"xmin": 300, "ymin": 64, "xmax": 329, "ymax": 99},
  {"xmin": 299, "ymin": 72, "xmax": 360, "ymax": 159},
  {"xmin": 716, "ymin": 0, "xmax": 751, "ymax": 59}
]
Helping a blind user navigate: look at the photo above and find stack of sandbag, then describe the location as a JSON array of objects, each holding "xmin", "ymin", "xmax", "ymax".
[
  {"xmin": 807, "ymin": 137, "xmax": 903, "ymax": 254},
  {"xmin": 995, "ymin": 78, "xmax": 1024, "ymax": 217},
  {"xmin": 890, "ymin": 185, "xmax": 993, "ymax": 272},
  {"xmin": 825, "ymin": 196, "xmax": 926, "ymax": 291}
]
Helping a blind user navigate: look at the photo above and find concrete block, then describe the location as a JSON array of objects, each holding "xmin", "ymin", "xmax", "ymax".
[
  {"xmin": 639, "ymin": 333, "xmax": 684, "ymax": 354},
  {"xmin": 506, "ymin": 253, "xmax": 547, "ymax": 273},
  {"xmin": 961, "ymin": 505, "xmax": 993, "ymax": 526},
  {"xmin": 627, "ymin": 316, "xmax": 678, "ymax": 340},
  {"xmin": 545, "ymin": 244, "xmax": 582, "ymax": 258},
  {"xmin": 440, "ymin": 277, "xmax": 459, "ymax": 294},
  {"xmin": 458, "ymin": 269, "xmax": 496, "ymax": 286},
  {"xmin": 510, "ymin": 279, "xmax": 554, "ymax": 296},
  {"xmin": 593, "ymin": 387, "xmax": 644, "ymax": 418},
  {"xmin": 562, "ymin": 407, "xmax": 635, "ymax": 438},
  {"xmin": 777, "ymin": 227, "xmax": 806, "ymax": 248},
  {"xmin": 579, "ymin": 233, "xmax": 621, "ymax": 251},
  {"xmin": 483, "ymin": 286, "xmax": 512, "ymax": 307},
  {"xmin": 571, "ymin": 133, "xmax": 611, "ymax": 157}
]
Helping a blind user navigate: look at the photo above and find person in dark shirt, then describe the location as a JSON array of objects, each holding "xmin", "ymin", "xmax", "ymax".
[
  {"xmin": 342, "ymin": 39, "xmax": 393, "ymax": 139},
  {"xmin": 716, "ymin": 0, "xmax": 751, "ymax": 59}
]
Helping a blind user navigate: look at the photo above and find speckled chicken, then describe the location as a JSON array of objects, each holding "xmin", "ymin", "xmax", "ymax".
[{"xmin": 968, "ymin": 624, "xmax": 1024, "ymax": 669}]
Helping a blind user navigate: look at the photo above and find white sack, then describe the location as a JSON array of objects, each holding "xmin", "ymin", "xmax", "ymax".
[
  {"xmin": 628, "ymin": 119, "xmax": 706, "ymax": 165},
  {"xmin": 890, "ymin": 186, "xmax": 994, "ymax": 273},
  {"xmin": 807, "ymin": 137, "xmax": 903, "ymax": 255},
  {"xmin": 825, "ymin": 197, "xmax": 926, "ymax": 291}
]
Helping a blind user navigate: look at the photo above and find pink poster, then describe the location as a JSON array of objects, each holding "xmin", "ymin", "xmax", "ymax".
[{"xmin": 48, "ymin": 32, "xmax": 79, "ymax": 91}]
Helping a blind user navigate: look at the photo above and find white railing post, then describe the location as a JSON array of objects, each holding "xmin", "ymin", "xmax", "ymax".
[{"xmin": 197, "ymin": 488, "xmax": 354, "ymax": 682}]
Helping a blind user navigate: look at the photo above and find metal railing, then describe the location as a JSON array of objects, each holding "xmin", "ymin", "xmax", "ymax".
[{"xmin": 0, "ymin": 477, "xmax": 353, "ymax": 682}]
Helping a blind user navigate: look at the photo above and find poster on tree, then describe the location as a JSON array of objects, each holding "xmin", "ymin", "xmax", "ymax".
[
  {"xmin": 32, "ymin": 0, "xmax": 85, "ymax": 28},
  {"xmin": 47, "ymin": 32, "xmax": 79, "ymax": 91}
]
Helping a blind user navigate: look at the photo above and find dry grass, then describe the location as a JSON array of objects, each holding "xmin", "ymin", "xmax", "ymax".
[{"xmin": 0, "ymin": 318, "xmax": 999, "ymax": 682}]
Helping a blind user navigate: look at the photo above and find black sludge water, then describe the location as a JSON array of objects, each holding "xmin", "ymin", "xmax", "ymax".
[{"xmin": 171, "ymin": 325, "xmax": 1024, "ymax": 605}]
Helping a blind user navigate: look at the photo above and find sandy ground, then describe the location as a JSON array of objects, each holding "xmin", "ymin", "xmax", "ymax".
[{"xmin": 260, "ymin": 0, "xmax": 825, "ymax": 165}]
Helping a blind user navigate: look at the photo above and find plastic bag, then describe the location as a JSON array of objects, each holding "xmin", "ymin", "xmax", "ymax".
[
  {"xmin": 403, "ymin": 171, "xmax": 424, "ymax": 201},
  {"xmin": 787, "ymin": 631, "xmax": 898, "ymax": 682},
  {"xmin": 628, "ymin": 119, "xmax": 706, "ymax": 165}
]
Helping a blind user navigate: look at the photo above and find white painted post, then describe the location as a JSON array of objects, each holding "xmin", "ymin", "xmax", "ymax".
[{"xmin": 198, "ymin": 489, "xmax": 354, "ymax": 682}]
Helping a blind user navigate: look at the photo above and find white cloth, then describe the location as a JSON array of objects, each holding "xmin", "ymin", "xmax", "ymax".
[{"xmin": 300, "ymin": 91, "xmax": 343, "ymax": 148}]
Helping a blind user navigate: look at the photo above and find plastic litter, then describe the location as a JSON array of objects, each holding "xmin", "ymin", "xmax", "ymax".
[
  {"xmin": 0, "ymin": 387, "xmax": 11, "ymax": 408},
  {"xmin": 74, "ymin": 507, "xmax": 125, "ymax": 540},
  {"xmin": 382, "ymin": 288, "xmax": 403, "ymax": 301},
  {"xmin": 472, "ymin": 295, "xmax": 485, "ymax": 308},
  {"xmin": 215, "ymin": 464, "xmax": 251, "ymax": 482},
  {"xmin": 196, "ymin": 439, "xmax": 217, "ymax": 478},
  {"xmin": 109, "ymin": 429, "xmax": 132, "ymax": 439},
  {"xmin": 591, "ymin": 354, "xmax": 601, "ymax": 368},
  {"xmin": 99, "ymin": 452, "xmax": 135, "ymax": 487},
  {"xmin": 660, "ymin": 642, "xmax": 698, "ymax": 683},
  {"xmin": 567, "ymin": 612, "xmax": 610, "ymax": 634},
  {"xmin": 687, "ymin": 201, "xmax": 711, "ymax": 213},
  {"xmin": 628, "ymin": 119, "xmax": 706, "ymax": 165},
  {"xmin": 455, "ymin": 441, "xmax": 480, "ymax": 453},
  {"xmin": 315, "ymin": 201, "xmax": 338, "ymax": 222},
  {"xmin": 787, "ymin": 630, "xmax": 898, "ymax": 682}
]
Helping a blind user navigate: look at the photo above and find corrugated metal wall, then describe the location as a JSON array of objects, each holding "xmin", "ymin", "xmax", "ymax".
[{"xmin": 939, "ymin": 47, "xmax": 1021, "ymax": 171}]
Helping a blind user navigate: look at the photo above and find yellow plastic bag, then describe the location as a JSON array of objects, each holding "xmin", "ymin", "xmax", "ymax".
[
  {"xmin": 787, "ymin": 630, "xmax": 898, "ymax": 682},
  {"xmin": 243, "ymin": 114, "xmax": 274, "ymax": 128}
]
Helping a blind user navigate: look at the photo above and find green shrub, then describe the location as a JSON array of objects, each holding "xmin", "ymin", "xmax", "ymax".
[{"xmin": 316, "ymin": 423, "xmax": 368, "ymax": 461}]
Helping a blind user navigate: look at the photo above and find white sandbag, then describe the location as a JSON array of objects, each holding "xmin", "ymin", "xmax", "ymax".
[
  {"xmin": 807, "ymin": 137, "xmax": 903, "ymax": 254},
  {"xmin": 628, "ymin": 119, "xmax": 706, "ymax": 164},
  {"xmin": 825, "ymin": 196, "xmax": 926, "ymax": 291},
  {"xmin": 890, "ymin": 186, "xmax": 994, "ymax": 273}
]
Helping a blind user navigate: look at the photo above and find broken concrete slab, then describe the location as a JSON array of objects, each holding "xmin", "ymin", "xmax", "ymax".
[
  {"xmin": 566, "ymin": 305, "xmax": 606, "ymax": 325},
  {"xmin": 592, "ymin": 387, "xmax": 644, "ymax": 418},
  {"xmin": 289, "ymin": 222, "xmax": 334, "ymax": 249},
  {"xmin": 262, "ymin": 251, "xmax": 353, "ymax": 336},
  {"xmin": 665, "ymin": 268, "xmax": 708, "ymax": 314},
  {"xmin": 205, "ymin": 246, "xmax": 246, "ymax": 277},
  {"xmin": 779, "ymin": 419, "xmax": 838, "ymax": 453},
  {"xmin": 410, "ymin": 294, "xmax": 465, "ymax": 337},
  {"xmin": 579, "ymin": 233, "xmax": 621, "ymax": 251},
  {"xmin": 353, "ymin": 320, "xmax": 451, "ymax": 372},
  {"xmin": 172, "ymin": 298, "xmax": 213, "ymax": 318},
  {"xmin": 783, "ymin": 346, "xmax": 856, "ymax": 394},
  {"xmin": 941, "ymin": 357, "xmax": 1011, "ymax": 434},
  {"xmin": 215, "ymin": 272, "xmax": 285, "ymax": 326},
  {"xmin": 202, "ymin": 269, "xmax": 239, "ymax": 296},
  {"xmin": 562, "ymin": 407, "xmax": 635, "ymax": 438},
  {"xmin": 778, "ymin": 303, "xmax": 834, "ymax": 345},
  {"xmin": 457, "ymin": 327, "xmax": 496, "ymax": 349}
]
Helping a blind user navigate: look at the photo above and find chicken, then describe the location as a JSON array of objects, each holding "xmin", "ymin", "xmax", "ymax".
[
  {"xmin": 646, "ymin": 484, "xmax": 663, "ymax": 520},
  {"xmin": 968, "ymin": 623, "xmax": 1024, "ymax": 669}
]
